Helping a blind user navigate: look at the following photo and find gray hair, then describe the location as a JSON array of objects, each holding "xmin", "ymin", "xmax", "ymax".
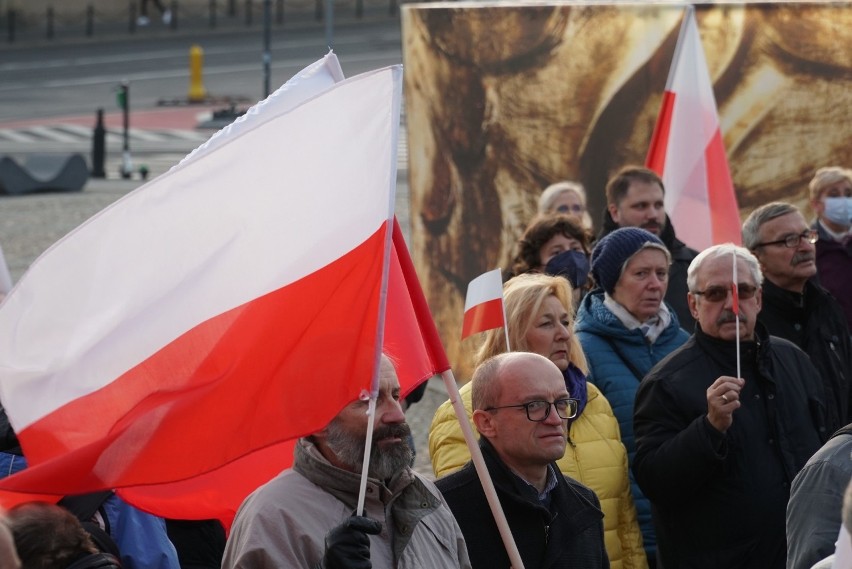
[
  {"xmin": 538, "ymin": 181, "xmax": 594, "ymax": 230},
  {"xmin": 687, "ymin": 243, "xmax": 763, "ymax": 291},
  {"xmin": 471, "ymin": 355, "xmax": 506, "ymax": 412},
  {"xmin": 741, "ymin": 202, "xmax": 800, "ymax": 250},
  {"xmin": 809, "ymin": 166, "xmax": 852, "ymax": 202}
]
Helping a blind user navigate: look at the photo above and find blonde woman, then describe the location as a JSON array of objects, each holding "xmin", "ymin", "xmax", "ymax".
[
  {"xmin": 430, "ymin": 273, "xmax": 647, "ymax": 569},
  {"xmin": 539, "ymin": 180, "xmax": 594, "ymax": 233}
]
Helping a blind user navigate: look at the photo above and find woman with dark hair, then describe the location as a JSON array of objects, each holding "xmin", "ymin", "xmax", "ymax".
[{"xmin": 509, "ymin": 213, "xmax": 593, "ymax": 308}]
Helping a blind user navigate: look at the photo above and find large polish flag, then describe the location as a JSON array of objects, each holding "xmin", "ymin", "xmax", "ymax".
[
  {"xmin": 645, "ymin": 6, "xmax": 741, "ymax": 251},
  {"xmin": 0, "ymin": 54, "xmax": 449, "ymax": 526},
  {"xmin": 461, "ymin": 269, "xmax": 505, "ymax": 340}
]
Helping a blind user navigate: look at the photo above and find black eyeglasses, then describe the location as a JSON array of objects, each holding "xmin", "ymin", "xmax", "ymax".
[
  {"xmin": 484, "ymin": 398, "xmax": 579, "ymax": 422},
  {"xmin": 555, "ymin": 204, "xmax": 584, "ymax": 214},
  {"xmin": 692, "ymin": 283, "xmax": 758, "ymax": 303},
  {"xmin": 753, "ymin": 230, "xmax": 818, "ymax": 249}
]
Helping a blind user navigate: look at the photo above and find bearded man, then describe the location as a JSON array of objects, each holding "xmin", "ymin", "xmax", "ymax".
[{"xmin": 222, "ymin": 355, "xmax": 471, "ymax": 569}]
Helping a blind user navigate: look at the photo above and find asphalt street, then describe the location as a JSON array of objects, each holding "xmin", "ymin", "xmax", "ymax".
[{"xmin": 0, "ymin": 14, "xmax": 446, "ymax": 479}]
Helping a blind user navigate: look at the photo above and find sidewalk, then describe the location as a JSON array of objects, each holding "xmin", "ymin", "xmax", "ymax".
[{"xmin": 1, "ymin": 0, "xmax": 401, "ymax": 47}]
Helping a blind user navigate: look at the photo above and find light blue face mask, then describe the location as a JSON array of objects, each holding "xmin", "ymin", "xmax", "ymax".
[{"xmin": 824, "ymin": 197, "xmax": 852, "ymax": 227}]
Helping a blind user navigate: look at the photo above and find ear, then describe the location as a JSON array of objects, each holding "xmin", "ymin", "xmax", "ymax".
[
  {"xmin": 472, "ymin": 409, "xmax": 497, "ymax": 439},
  {"xmin": 607, "ymin": 202, "xmax": 620, "ymax": 224},
  {"xmin": 687, "ymin": 291, "xmax": 699, "ymax": 320},
  {"xmin": 754, "ymin": 286, "xmax": 763, "ymax": 313}
]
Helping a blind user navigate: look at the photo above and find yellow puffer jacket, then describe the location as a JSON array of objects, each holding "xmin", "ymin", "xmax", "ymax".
[{"xmin": 429, "ymin": 381, "xmax": 648, "ymax": 569}]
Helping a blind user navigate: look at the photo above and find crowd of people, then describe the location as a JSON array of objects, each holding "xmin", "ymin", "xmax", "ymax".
[{"xmin": 0, "ymin": 164, "xmax": 850, "ymax": 568}]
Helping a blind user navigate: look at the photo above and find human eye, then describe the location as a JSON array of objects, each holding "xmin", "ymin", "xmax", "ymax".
[
  {"xmin": 525, "ymin": 400, "xmax": 547, "ymax": 412},
  {"xmin": 656, "ymin": 269, "xmax": 668, "ymax": 280}
]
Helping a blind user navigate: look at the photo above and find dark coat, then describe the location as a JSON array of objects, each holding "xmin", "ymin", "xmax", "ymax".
[
  {"xmin": 436, "ymin": 438, "xmax": 609, "ymax": 569},
  {"xmin": 758, "ymin": 278, "xmax": 852, "ymax": 435},
  {"xmin": 598, "ymin": 212, "xmax": 697, "ymax": 331},
  {"xmin": 813, "ymin": 220, "xmax": 852, "ymax": 330},
  {"xmin": 633, "ymin": 324, "xmax": 825, "ymax": 569}
]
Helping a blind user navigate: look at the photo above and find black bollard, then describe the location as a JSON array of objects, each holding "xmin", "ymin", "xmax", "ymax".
[
  {"xmin": 117, "ymin": 82, "xmax": 133, "ymax": 180},
  {"xmin": 355, "ymin": 0, "xmax": 362, "ymax": 18},
  {"xmin": 388, "ymin": 0, "xmax": 396, "ymax": 17},
  {"xmin": 209, "ymin": 0, "xmax": 217, "ymax": 27},
  {"xmin": 314, "ymin": 0, "xmax": 322, "ymax": 21},
  {"xmin": 245, "ymin": 0, "xmax": 252, "ymax": 25},
  {"xmin": 7, "ymin": 9, "xmax": 15, "ymax": 43},
  {"xmin": 170, "ymin": 0, "xmax": 178, "ymax": 29},
  {"xmin": 86, "ymin": 4, "xmax": 95, "ymax": 37},
  {"xmin": 276, "ymin": 0, "xmax": 284, "ymax": 24},
  {"xmin": 91, "ymin": 109, "xmax": 106, "ymax": 179},
  {"xmin": 47, "ymin": 6, "xmax": 55, "ymax": 39},
  {"xmin": 228, "ymin": 0, "xmax": 236, "ymax": 17},
  {"xmin": 129, "ymin": 0, "xmax": 137, "ymax": 33}
]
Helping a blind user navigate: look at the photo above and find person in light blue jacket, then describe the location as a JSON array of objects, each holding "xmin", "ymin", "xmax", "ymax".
[{"xmin": 574, "ymin": 227, "xmax": 689, "ymax": 568}]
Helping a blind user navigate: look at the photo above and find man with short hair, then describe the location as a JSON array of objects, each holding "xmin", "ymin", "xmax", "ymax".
[
  {"xmin": 633, "ymin": 244, "xmax": 825, "ymax": 569},
  {"xmin": 743, "ymin": 202, "xmax": 852, "ymax": 435},
  {"xmin": 808, "ymin": 166, "xmax": 852, "ymax": 329},
  {"xmin": 222, "ymin": 355, "xmax": 471, "ymax": 569},
  {"xmin": 436, "ymin": 352, "xmax": 608, "ymax": 569},
  {"xmin": 599, "ymin": 166, "xmax": 697, "ymax": 328}
]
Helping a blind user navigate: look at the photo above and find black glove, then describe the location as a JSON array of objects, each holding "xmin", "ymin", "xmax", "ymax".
[{"xmin": 323, "ymin": 515, "xmax": 382, "ymax": 569}]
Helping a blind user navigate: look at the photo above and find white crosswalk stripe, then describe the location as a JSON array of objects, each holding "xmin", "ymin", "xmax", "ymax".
[{"xmin": 0, "ymin": 124, "xmax": 212, "ymax": 145}]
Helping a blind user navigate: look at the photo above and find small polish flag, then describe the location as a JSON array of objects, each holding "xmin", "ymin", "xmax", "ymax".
[{"xmin": 461, "ymin": 269, "xmax": 505, "ymax": 340}]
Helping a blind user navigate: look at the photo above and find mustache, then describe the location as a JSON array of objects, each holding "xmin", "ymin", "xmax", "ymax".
[
  {"xmin": 791, "ymin": 252, "xmax": 815, "ymax": 265},
  {"xmin": 373, "ymin": 423, "xmax": 411, "ymax": 442},
  {"xmin": 716, "ymin": 310, "xmax": 747, "ymax": 326},
  {"xmin": 641, "ymin": 221, "xmax": 662, "ymax": 231}
]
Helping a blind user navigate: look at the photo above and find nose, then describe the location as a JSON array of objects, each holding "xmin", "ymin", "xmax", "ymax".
[
  {"xmin": 555, "ymin": 321, "xmax": 570, "ymax": 340},
  {"xmin": 544, "ymin": 403, "xmax": 566, "ymax": 425},
  {"xmin": 379, "ymin": 397, "xmax": 406, "ymax": 426}
]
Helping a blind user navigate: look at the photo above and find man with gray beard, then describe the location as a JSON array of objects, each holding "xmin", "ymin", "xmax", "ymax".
[
  {"xmin": 222, "ymin": 355, "xmax": 471, "ymax": 569},
  {"xmin": 743, "ymin": 202, "xmax": 852, "ymax": 435},
  {"xmin": 633, "ymin": 244, "xmax": 825, "ymax": 569}
]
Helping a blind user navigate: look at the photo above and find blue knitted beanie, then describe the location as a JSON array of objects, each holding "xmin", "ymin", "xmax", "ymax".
[{"xmin": 590, "ymin": 227, "xmax": 666, "ymax": 295}]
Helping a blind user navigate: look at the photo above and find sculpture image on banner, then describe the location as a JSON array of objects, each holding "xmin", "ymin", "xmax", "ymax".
[{"xmin": 401, "ymin": 1, "xmax": 852, "ymax": 376}]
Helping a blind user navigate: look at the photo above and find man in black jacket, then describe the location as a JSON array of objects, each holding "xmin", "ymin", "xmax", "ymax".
[
  {"xmin": 599, "ymin": 166, "xmax": 697, "ymax": 330},
  {"xmin": 743, "ymin": 202, "xmax": 851, "ymax": 435},
  {"xmin": 436, "ymin": 352, "xmax": 608, "ymax": 569},
  {"xmin": 634, "ymin": 244, "xmax": 825, "ymax": 569}
]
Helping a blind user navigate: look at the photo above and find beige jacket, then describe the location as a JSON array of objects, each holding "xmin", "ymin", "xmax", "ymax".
[{"xmin": 223, "ymin": 438, "xmax": 471, "ymax": 569}]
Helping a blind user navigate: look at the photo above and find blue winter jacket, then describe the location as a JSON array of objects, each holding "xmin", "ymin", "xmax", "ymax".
[{"xmin": 574, "ymin": 289, "xmax": 689, "ymax": 562}]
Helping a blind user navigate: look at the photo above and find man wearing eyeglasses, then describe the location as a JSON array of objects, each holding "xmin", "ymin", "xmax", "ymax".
[
  {"xmin": 599, "ymin": 166, "xmax": 698, "ymax": 330},
  {"xmin": 436, "ymin": 352, "xmax": 609, "ymax": 569},
  {"xmin": 633, "ymin": 244, "xmax": 825, "ymax": 569},
  {"xmin": 743, "ymin": 201, "xmax": 852, "ymax": 436}
]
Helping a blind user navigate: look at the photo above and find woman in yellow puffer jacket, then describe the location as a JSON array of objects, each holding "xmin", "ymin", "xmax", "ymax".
[{"xmin": 429, "ymin": 273, "xmax": 647, "ymax": 569}]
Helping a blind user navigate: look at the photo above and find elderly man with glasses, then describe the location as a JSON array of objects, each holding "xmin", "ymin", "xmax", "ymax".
[
  {"xmin": 633, "ymin": 244, "xmax": 825, "ymax": 569},
  {"xmin": 743, "ymin": 201, "xmax": 852, "ymax": 436},
  {"xmin": 436, "ymin": 352, "xmax": 609, "ymax": 569}
]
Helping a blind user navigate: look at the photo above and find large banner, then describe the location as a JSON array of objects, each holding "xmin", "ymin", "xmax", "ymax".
[{"xmin": 401, "ymin": 1, "xmax": 852, "ymax": 376}]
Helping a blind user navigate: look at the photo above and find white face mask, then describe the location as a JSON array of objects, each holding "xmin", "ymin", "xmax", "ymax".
[{"xmin": 823, "ymin": 197, "xmax": 852, "ymax": 227}]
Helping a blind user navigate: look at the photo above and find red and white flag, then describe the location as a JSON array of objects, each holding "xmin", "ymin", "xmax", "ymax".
[
  {"xmin": 0, "ymin": 54, "xmax": 448, "ymax": 527},
  {"xmin": 646, "ymin": 6, "xmax": 741, "ymax": 251},
  {"xmin": 461, "ymin": 269, "xmax": 505, "ymax": 340}
]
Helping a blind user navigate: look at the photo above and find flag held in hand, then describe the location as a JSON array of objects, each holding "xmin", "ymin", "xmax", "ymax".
[{"xmin": 461, "ymin": 269, "xmax": 505, "ymax": 340}]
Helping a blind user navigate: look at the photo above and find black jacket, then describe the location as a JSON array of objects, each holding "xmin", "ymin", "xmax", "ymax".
[
  {"xmin": 436, "ymin": 438, "xmax": 609, "ymax": 569},
  {"xmin": 598, "ymin": 212, "xmax": 697, "ymax": 331},
  {"xmin": 758, "ymin": 278, "xmax": 852, "ymax": 435},
  {"xmin": 633, "ymin": 324, "xmax": 825, "ymax": 569}
]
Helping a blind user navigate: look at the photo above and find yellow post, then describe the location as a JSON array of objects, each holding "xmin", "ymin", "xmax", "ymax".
[{"xmin": 188, "ymin": 44, "xmax": 208, "ymax": 103}]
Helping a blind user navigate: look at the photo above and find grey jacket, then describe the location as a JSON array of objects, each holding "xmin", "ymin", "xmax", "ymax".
[{"xmin": 222, "ymin": 438, "xmax": 471, "ymax": 569}]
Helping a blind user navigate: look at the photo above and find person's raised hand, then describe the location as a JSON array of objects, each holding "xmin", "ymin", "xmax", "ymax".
[
  {"xmin": 706, "ymin": 375, "xmax": 744, "ymax": 433},
  {"xmin": 323, "ymin": 515, "xmax": 382, "ymax": 569}
]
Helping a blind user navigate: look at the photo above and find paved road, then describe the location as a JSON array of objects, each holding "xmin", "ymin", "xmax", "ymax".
[{"xmin": 0, "ymin": 16, "xmax": 447, "ymax": 480}]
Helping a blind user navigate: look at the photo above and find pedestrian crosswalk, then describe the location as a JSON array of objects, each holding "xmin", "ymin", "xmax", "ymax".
[
  {"xmin": 0, "ymin": 123, "xmax": 411, "ymax": 170},
  {"xmin": 0, "ymin": 124, "xmax": 212, "ymax": 145}
]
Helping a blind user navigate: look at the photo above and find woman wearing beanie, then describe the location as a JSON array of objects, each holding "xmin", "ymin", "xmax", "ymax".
[
  {"xmin": 430, "ymin": 273, "xmax": 647, "ymax": 569},
  {"xmin": 574, "ymin": 227, "xmax": 689, "ymax": 569}
]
